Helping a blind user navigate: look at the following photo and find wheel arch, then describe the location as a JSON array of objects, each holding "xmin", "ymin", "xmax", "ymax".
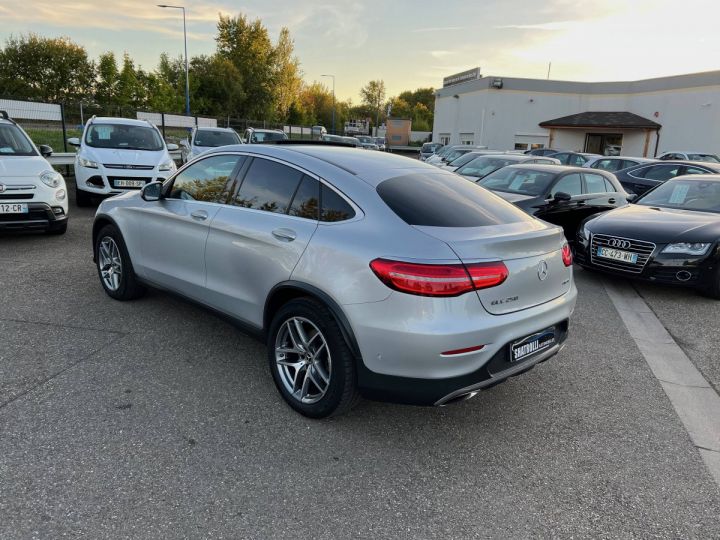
[
  {"xmin": 92, "ymin": 214, "xmax": 120, "ymax": 261},
  {"xmin": 264, "ymin": 281, "xmax": 362, "ymax": 360}
]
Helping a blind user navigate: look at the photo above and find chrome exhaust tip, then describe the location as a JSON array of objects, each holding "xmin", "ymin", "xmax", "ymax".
[{"xmin": 437, "ymin": 391, "xmax": 479, "ymax": 406}]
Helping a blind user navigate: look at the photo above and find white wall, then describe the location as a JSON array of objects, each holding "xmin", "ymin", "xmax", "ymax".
[{"xmin": 433, "ymin": 84, "xmax": 720, "ymax": 156}]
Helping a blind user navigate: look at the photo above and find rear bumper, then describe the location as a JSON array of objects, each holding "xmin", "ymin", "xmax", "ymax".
[
  {"xmin": 0, "ymin": 203, "xmax": 68, "ymax": 231},
  {"xmin": 356, "ymin": 320, "xmax": 569, "ymax": 406}
]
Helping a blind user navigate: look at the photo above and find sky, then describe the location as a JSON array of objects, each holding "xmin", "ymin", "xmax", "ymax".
[{"xmin": 1, "ymin": 0, "xmax": 719, "ymax": 102}]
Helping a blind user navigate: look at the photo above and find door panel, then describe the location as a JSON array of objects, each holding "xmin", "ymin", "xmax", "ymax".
[{"xmin": 204, "ymin": 209, "xmax": 317, "ymax": 325}]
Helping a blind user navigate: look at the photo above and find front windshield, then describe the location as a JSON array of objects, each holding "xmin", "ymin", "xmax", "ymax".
[
  {"xmin": 85, "ymin": 124, "xmax": 164, "ymax": 151},
  {"xmin": 357, "ymin": 136, "xmax": 373, "ymax": 143},
  {"xmin": 478, "ymin": 167, "xmax": 556, "ymax": 196},
  {"xmin": 195, "ymin": 130, "xmax": 240, "ymax": 147},
  {"xmin": 637, "ymin": 178, "xmax": 720, "ymax": 213},
  {"xmin": 252, "ymin": 131, "xmax": 287, "ymax": 142},
  {"xmin": 0, "ymin": 124, "xmax": 37, "ymax": 156},
  {"xmin": 687, "ymin": 153, "xmax": 720, "ymax": 163},
  {"xmin": 458, "ymin": 157, "xmax": 518, "ymax": 178}
]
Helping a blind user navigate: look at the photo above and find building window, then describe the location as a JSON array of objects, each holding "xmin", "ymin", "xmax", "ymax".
[
  {"xmin": 439, "ymin": 133, "xmax": 450, "ymax": 145},
  {"xmin": 514, "ymin": 143, "xmax": 529, "ymax": 151},
  {"xmin": 460, "ymin": 133, "xmax": 474, "ymax": 145},
  {"xmin": 585, "ymin": 133, "xmax": 623, "ymax": 156}
]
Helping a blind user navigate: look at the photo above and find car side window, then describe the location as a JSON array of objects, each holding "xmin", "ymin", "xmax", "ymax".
[
  {"xmin": 288, "ymin": 175, "xmax": 320, "ymax": 220},
  {"xmin": 593, "ymin": 159, "xmax": 613, "ymax": 171},
  {"xmin": 642, "ymin": 165, "xmax": 681, "ymax": 181},
  {"xmin": 683, "ymin": 166, "xmax": 710, "ymax": 176},
  {"xmin": 584, "ymin": 172, "xmax": 613, "ymax": 194},
  {"xmin": 570, "ymin": 154, "xmax": 585, "ymax": 166},
  {"xmin": 622, "ymin": 160, "xmax": 639, "ymax": 169},
  {"xmin": 553, "ymin": 153, "xmax": 569, "ymax": 164},
  {"xmin": 232, "ymin": 158, "xmax": 304, "ymax": 214},
  {"xmin": 320, "ymin": 184, "xmax": 355, "ymax": 222},
  {"xmin": 550, "ymin": 173, "xmax": 583, "ymax": 197},
  {"xmin": 169, "ymin": 155, "xmax": 244, "ymax": 202}
]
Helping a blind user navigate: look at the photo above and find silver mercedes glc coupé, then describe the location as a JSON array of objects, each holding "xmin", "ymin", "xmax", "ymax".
[{"xmin": 92, "ymin": 144, "xmax": 577, "ymax": 417}]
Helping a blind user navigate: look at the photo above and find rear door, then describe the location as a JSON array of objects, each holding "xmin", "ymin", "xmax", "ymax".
[
  {"xmin": 135, "ymin": 153, "xmax": 245, "ymax": 298},
  {"xmin": 532, "ymin": 172, "xmax": 585, "ymax": 239},
  {"xmin": 203, "ymin": 157, "xmax": 323, "ymax": 326}
]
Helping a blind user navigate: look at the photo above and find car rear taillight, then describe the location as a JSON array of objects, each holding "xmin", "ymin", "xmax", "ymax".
[
  {"xmin": 369, "ymin": 259, "xmax": 508, "ymax": 297},
  {"xmin": 562, "ymin": 243, "xmax": 573, "ymax": 267}
]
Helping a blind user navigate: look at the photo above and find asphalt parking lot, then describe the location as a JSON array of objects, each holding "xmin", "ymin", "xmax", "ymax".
[{"xmin": 1, "ymin": 191, "xmax": 719, "ymax": 539}]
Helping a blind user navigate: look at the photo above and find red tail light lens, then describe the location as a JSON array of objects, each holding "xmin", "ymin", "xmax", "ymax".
[
  {"xmin": 370, "ymin": 259, "xmax": 508, "ymax": 297},
  {"xmin": 561, "ymin": 243, "xmax": 573, "ymax": 267}
]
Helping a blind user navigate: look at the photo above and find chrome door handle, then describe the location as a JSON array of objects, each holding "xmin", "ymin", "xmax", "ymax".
[
  {"xmin": 272, "ymin": 228, "xmax": 297, "ymax": 242},
  {"xmin": 191, "ymin": 210, "xmax": 208, "ymax": 221},
  {"xmin": 608, "ymin": 198, "xmax": 616, "ymax": 204}
]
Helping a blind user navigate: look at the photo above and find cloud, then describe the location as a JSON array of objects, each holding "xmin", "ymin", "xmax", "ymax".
[
  {"xmin": 411, "ymin": 26, "xmax": 466, "ymax": 33},
  {"xmin": 496, "ymin": 20, "xmax": 578, "ymax": 31}
]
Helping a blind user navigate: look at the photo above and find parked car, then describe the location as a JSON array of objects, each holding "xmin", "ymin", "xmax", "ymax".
[
  {"xmin": 575, "ymin": 175, "xmax": 720, "ymax": 298},
  {"xmin": 525, "ymin": 148, "xmax": 561, "ymax": 156},
  {"xmin": 342, "ymin": 136, "xmax": 362, "ymax": 147},
  {"xmin": 311, "ymin": 126, "xmax": 327, "ymax": 140},
  {"xmin": 456, "ymin": 154, "xmax": 561, "ymax": 180},
  {"xmin": 322, "ymin": 134, "xmax": 346, "ymax": 143},
  {"xmin": 0, "ymin": 111, "xmax": 68, "ymax": 234},
  {"xmin": 613, "ymin": 160, "xmax": 720, "ymax": 196},
  {"xmin": 356, "ymin": 135, "xmax": 379, "ymax": 150},
  {"xmin": 420, "ymin": 142, "xmax": 443, "ymax": 161},
  {"xmin": 374, "ymin": 137, "xmax": 387, "ymax": 151},
  {"xmin": 439, "ymin": 150, "xmax": 506, "ymax": 171},
  {"xmin": 477, "ymin": 164, "xmax": 628, "ymax": 240},
  {"xmin": 548, "ymin": 152, "xmax": 601, "ymax": 166},
  {"xmin": 430, "ymin": 146, "xmax": 489, "ymax": 167},
  {"xmin": 657, "ymin": 151, "xmax": 720, "ymax": 163},
  {"xmin": 243, "ymin": 128, "xmax": 288, "ymax": 144},
  {"xmin": 425, "ymin": 144, "xmax": 473, "ymax": 165},
  {"xmin": 583, "ymin": 156, "xmax": 656, "ymax": 172},
  {"xmin": 180, "ymin": 127, "xmax": 242, "ymax": 163},
  {"xmin": 68, "ymin": 117, "xmax": 178, "ymax": 207},
  {"xmin": 92, "ymin": 145, "xmax": 577, "ymax": 417}
]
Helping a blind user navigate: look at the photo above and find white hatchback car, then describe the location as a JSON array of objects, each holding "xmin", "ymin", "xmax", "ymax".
[
  {"xmin": 69, "ymin": 117, "xmax": 178, "ymax": 207},
  {"xmin": 0, "ymin": 112, "xmax": 68, "ymax": 234}
]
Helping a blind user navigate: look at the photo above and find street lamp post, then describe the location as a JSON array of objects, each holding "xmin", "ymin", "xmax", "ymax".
[
  {"xmin": 321, "ymin": 74, "xmax": 335, "ymax": 134},
  {"xmin": 158, "ymin": 4, "xmax": 190, "ymax": 116}
]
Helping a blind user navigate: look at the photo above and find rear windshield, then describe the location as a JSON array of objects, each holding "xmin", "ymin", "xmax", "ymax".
[
  {"xmin": 478, "ymin": 167, "xmax": 556, "ymax": 196},
  {"xmin": 376, "ymin": 173, "xmax": 532, "ymax": 227},
  {"xmin": 687, "ymin": 153, "xmax": 720, "ymax": 163}
]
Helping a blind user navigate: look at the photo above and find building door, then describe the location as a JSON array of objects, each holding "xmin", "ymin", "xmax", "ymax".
[{"xmin": 585, "ymin": 133, "xmax": 623, "ymax": 156}]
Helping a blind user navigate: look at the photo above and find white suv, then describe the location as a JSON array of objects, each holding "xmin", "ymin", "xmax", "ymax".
[
  {"xmin": 180, "ymin": 126, "xmax": 241, "ymax": 163},
  {"xmin": 0, "ymin": 112, "xmax": 68, "ymax": 234},
  {"xmin": 69, "ymin": 117, "xmax": 178, "ymax": 206}
]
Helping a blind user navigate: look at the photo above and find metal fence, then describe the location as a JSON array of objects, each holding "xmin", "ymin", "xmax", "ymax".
[{"xmin": 1, "ymin": 96, "xmax": 321, "ymax": 149}]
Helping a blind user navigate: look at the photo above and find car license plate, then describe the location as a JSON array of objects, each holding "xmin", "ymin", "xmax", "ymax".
[
  {"xmin": 596, "ymin": 246, "xmax": 638, "ymax": 264},
  {"xmin": 114, "ymin": 179, "xmax": 146, "ymax": 188},
  {"xmin": 0, "ymin": 203, "xmax": 28, "ymax": 214},
  {"xmin": 510, "ymin": 328, "xmax": 556, "ymax": 363}
]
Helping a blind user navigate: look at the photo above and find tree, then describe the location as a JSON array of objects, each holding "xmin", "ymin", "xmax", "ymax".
[
  {"xmin": 272, "ymin": 28, "xmax": 303, "ymax": 122},
  {"xmin": 0, "ymin": 34, "xmax": 95, "ymax": 102},
  {"xmin": 190, "ymin": 54, "xmax": 245, "ymax": 116},
  {"xmin": 216, "ymin": 14, "xmax": 276, "ymax": 119},
  {"xmin": 95, "ymin": 52, "xmax": 119, "ymax": 109},
  {"xmin": 115, "ymin": 53, "xmax": 146, "ymax": 110},
  {"xmin": 360, "ymin": 80, "xmax": 386, "ymax": 129}
]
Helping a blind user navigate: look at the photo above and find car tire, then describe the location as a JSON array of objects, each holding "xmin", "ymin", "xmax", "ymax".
[
  {"xmin": 95, "ymin": 224, "xmax": 146, "ymax": 300},
  {"xmin": 47, "ymin": 221, "xmax": 68, "ymax": 235},
  {"xmin": 701, "ymin": 268, "xmax": 720, "ymax": 300},
  {"xmin": 267, "ymin": 297, "xmax": 360, "ymax": 418},
  {"xmin": 75, "ymin": 186, "xmax": 92, "ymax": 207}
]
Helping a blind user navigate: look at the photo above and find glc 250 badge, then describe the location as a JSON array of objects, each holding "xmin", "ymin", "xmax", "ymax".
[{"xmin": 491, "ymin": 296, "xmax": 519, "ymax": 306}]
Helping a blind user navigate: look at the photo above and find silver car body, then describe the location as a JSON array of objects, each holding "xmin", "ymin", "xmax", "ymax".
[{"xmin": 94, "ymin": 145, "xmax": 576, "ymax": 404}]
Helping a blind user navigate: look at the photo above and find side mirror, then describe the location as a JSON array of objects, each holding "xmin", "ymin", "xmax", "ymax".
[
  {"xmin": 626, "ymin": 193, "xmax": 638, "ymax": 203},
  {"xmin": 67, "ymin": 137, "xmax": 81, "ymax": 147},
  {"xmin": 166, "ymin": 143, "xmax": 179, "ymax": 151},
  {"xmin": 38, "ymin": 144, "xmax": 53, "ymax": 157},
  {"xmin": 553, "ymin": 191, "xmax": 572, "ymax": 203},
  {"xmin": 141, "ymin": 181, "xmax": 163, "ymax": 202}
]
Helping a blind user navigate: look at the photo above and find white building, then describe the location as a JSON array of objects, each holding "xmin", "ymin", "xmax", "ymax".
[{"xmin": 433, "ymin": 70, "xmax": 720, "ymax": 157}]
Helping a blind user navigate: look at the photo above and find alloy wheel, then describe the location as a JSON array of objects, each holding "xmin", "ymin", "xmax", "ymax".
[
  {"xmin": 98, "ymin": 236, "xmax": 123, "ymax": 292},
  {"xmin": 275, "ymin": 317, "xmax": 332, "ymax": 404}
]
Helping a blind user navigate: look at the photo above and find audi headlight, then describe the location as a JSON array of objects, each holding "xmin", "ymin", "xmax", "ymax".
[
  {"xmin": 79, "ymin": 157, "xmax": 98, "ymax": 169},
  {"xmin": 661, "ymin": 243, "xmax": 711, "ymax": 256},
  {"xmin": 580, "ymin": 223, "xmax": 592, "ymax": 241},
  {"xmin": 158, "ymin": 159, "xmax": 176, "ymax": 172},
  {"xmin": 40, "ymin": 170, "xmax": 63, "ymax": 188}
]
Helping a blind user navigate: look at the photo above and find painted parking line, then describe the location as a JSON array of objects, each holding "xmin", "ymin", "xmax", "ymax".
[{"xmin": 604, "ymin": 279, "xmax": 720, "ymax": 486}]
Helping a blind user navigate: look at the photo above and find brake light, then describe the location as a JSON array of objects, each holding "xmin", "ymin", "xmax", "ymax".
[
  {"xmin": 369, "ymin": 259, "xmax": 508, "ymax": 297},
  {"xmin": 562, "ymin": 243, "xmax": 573, "ymax": 267}
]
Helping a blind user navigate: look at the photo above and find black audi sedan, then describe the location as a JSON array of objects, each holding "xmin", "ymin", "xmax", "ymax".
[
  {"xmin": 477, "ymin": 164, "xmax": 629, "ymax": 240},
  {"xmin": 613, "ymin": 160, "xmax": 720, "ymax": 196},
  {"xmin": 575, "ymin": 175, "xmax": 720, "ymax": 298}
]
